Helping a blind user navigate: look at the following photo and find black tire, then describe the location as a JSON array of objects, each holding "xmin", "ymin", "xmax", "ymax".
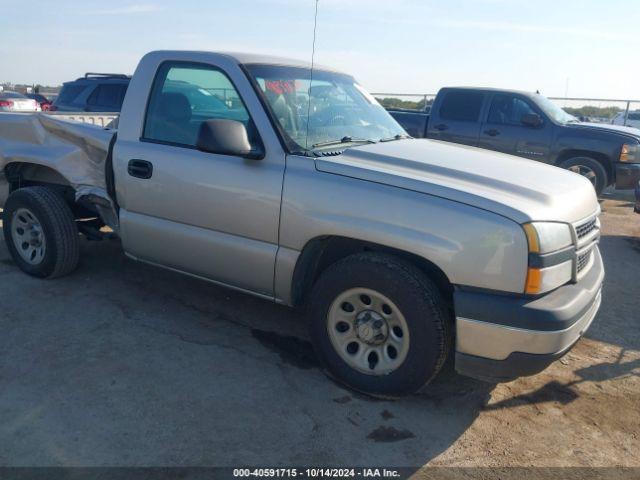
[
  {"xmin": 559, "ymin": 156, "xmax": 608, "ymax": 195},
  {"xmin": 308, "ymin": 252, "xmax": 452, "ymax": 397},
  {"xmin": 3, "ymin": 186, "xmax": 80, "ymax": 278}
]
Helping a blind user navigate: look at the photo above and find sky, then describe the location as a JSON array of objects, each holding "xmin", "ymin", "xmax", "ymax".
[{"xmin": 1, "ymin": 0, "xmax": 639, "ymax": 99}]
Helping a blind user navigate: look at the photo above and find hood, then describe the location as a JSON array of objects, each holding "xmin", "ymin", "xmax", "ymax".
[
  {"xmin": 568, "ymin": 121, "xmax": 640, "ymax": 140},
  {"xmin": 314, "ymin": 139, "xmax": 599, "ymax": 224}
]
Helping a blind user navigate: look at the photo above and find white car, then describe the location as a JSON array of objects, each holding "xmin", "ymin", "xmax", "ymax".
[
  {"xmin": 0, "ymin": 91, "xmax": 41, "ymax": 112},
  {"xmin": 611, "ymin": 111, "xmax": 640, "ymax": 129}
]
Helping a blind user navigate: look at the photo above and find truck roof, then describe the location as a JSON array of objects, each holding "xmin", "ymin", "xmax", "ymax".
[
  {"xmin": 443, "ymin": 86, "xmax": 540, "ymax": 98},
  {"xmin": 147, "ymin": 50, "xmax": 348, "ymax": 75}
]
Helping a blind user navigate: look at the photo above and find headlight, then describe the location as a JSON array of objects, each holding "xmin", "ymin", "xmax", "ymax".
[
  {"xmin": 522, "ymin": 222, "xmax": 574, "ymax": 295},
  {"xmin": 523, "ymin": 222, "xmax": 572, "ymax": 254},
  {"xmin": 620, "ymin": 143, "xmax": 639, "ymax": 163}
]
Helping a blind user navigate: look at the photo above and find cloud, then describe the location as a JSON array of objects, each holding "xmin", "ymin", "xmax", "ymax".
[{"xmin": 88, "ymin": 4, "xmax": 164, "ymax": 15}]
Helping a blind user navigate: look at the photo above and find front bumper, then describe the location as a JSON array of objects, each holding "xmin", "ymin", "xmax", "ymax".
[
  {"xmin": 454, "ymin": 248, "xmax": 604, "ymax": 382},
  {"xmin": 615, "ymin": 162, "xmax": 640, "ymax": 190}
]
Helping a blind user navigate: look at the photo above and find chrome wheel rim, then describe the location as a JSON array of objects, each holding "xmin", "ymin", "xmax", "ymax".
[
  {"xmin": 327, "ymin": 288, "xmax": 410, "ymax": 376},
  {"xmin": 568, "ymin": 165, "xmax": 597, "ymax": 186},
  {"xmin": 11, "ymin": 208, "xmax": 46, "ymax": 265}
]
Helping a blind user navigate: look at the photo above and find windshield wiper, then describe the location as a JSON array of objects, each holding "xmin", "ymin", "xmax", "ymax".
[
  {"xmin": 380, "ymin": 134, "xmax": 411, "ymax": 142},
  {"xmin": 311, "ymin": 136, "xmax": 377, "ymax": 149}
]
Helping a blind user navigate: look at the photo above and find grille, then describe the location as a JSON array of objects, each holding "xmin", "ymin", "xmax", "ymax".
[
  {"xmin": 575, "ymin": 217, "xmax": 598, "ymax": 240},
  {"xmin": 577, "ymin": 250, "xmax": 592, "ymax": 273}
]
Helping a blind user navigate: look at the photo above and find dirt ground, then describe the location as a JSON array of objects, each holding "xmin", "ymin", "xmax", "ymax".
[{"xmin": 0, "ymin": 189, "xmax": 638, "ymax": 474}]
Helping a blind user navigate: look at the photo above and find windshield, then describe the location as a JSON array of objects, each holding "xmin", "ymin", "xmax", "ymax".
[
  {"xmin": 533, "ymin": 95, "xmax": 577, "ymax": 124},
  {"xmin": 245, "ymin": 64, "xmax": 406, "ymax": 153}
]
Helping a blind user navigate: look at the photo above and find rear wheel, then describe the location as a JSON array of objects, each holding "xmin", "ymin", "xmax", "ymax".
[
  {"xmin": 3, "ymin": 187, "xmax": 80, "ymax": 278},
  {"xmin": 308, "ymin": 253, "xmax": 452, "ymax": 397},
  {"xmin": 559, "ymin": 156, "xmax": 608, "ymax": 195}
]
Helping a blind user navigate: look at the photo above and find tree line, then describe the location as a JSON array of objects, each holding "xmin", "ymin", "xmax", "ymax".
[{"xmin": 376, "ymin": 96, "xmax": 628, "ymax": 120}]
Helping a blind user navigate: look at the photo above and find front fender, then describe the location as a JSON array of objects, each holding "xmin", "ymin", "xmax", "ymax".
[
  {"xmin": 553, "ymin": 129, "xmax": 622, "ymax": 166},
  {"xmin": 276, "ymin": 155, "xmax": 528, "ymax": 303}
]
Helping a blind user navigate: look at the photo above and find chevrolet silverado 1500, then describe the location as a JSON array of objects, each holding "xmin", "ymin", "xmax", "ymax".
[
  {"xmin": 0, "ymin": 51, "xmax": 604, "ymax": 395},
  {"xmin": 387, "ymin": 87, "xmax": 640, "ymax": 195}
]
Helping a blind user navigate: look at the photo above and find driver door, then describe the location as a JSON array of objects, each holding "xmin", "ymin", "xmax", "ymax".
[
  {"xmin": 114, "ymin": 60, "xmax": 285, "ymax": 297},
  {"xmin": 478, "ymin": 93, "xmax": 553, "ymax": 162}
]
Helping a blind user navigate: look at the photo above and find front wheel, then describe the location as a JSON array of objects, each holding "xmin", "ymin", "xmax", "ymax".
[
  {"xmin": 308, "ymin": 253, "xmax": 452, "ymax": 397},
  {"xmin": 3, "ymin": 186, "xmax": 80, "ymax": 278},
  {"xmin": 559, "ymin": 156, "xmax": 608, "ymax": 195}
]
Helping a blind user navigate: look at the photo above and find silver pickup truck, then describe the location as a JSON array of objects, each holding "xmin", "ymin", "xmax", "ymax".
[{"xmin": 0, "ymin": 51, "xmax": 604, "ymax": 396}]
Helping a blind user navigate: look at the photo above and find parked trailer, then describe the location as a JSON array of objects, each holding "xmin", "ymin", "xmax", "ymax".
[
  {"xmin": 2, "ymin": 111, "xmax": 118, "ymax": 129},
  {"xmin": 45, "ymin": 112, "xmax": 118, "ymax": 129}
]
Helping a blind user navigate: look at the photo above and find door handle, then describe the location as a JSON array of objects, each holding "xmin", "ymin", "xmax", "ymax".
[
  {"xmin": 434, "ymin": 123, "xmax": 449, "ymax": 131},
  {"xmin": 127, "ymin": 159, "xmax": 153, "ymax": 179},
  {"xmin": 484, "ymin": 129, "xmax": 500, "ymax": 137}
]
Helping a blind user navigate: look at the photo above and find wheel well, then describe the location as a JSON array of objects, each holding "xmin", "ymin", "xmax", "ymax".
[
  {"xmin": 5, "ymin": 162, "xmax": 71, "ymax": 191},
  {"xmin": 291, "ymin": 236, "xmax": 453, "ymax": 307},
  {"xmin": 555, "ymin": 150, "xmax": 613, "ymax": 182},
  {"xmin": 3, "ymin": 162, "xmax": 93, "ymax": 217}
]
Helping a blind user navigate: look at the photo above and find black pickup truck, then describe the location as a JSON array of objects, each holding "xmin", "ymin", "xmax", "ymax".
[{"xmin": 387, "ymin": 87, "xmax": 640, "ymax": 194}]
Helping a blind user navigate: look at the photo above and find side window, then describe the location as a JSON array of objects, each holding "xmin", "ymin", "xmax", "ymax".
[
  {"xmin": 56, "ymin": 85, "xmax": 85, "ymax": 105},
  {"xmin": 87, "ymin": 84, "xmax": 127, "ymax": 110},
  {"xmin": 488, "ymin": 94, "xmax": 537, "ymax": 126},
  {"xmin": 439, "ymin": 91, "xmax": 484, "ymax": 122},
  {"xmin": 143, "ymin": 62, "xmax": 251, "ymax": 147}
]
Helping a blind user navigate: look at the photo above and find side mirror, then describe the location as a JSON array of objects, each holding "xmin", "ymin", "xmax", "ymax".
[
  {"xmin": 521, "ymin": 113, "xmax": 543, "ymax": 128},
  {"xmin": 196, "ymin": 119, "xmax": 263, "ymax": 159}
]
